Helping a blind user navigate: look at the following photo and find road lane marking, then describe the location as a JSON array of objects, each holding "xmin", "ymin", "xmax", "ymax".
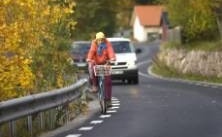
[
  {"xmin": 65, "ymin": 134, "xmax": 81, "ymax": 137},
  {"xmin": 137, "ymin": 60, "xmax": 151, "ymax": 67},
  {"xmin": 112, "ymin": 100, "xmax": 120, "ymax": 103},
  {"xmin": 109, "ymin": 106, "xmax": 119, "ymax": 109},
  {"xmin": 90, "ymin": 120, "xmax": 103, "ymax": 125},
  {"xmin": 148, "ymin": 66, "xmax": 222, "ymax": 89},
  {"xmin": 68, "ymin": 97, "xmax": 120, "ymax": 137},
  {"xmin": 211, "ymin": 86, "xmax": 218, "ymax": 88},
  {"xmin": 78, "ymin": 126, "xmax": 93, "ymax": 131},
  {"xmin": 100, "ymin": 114, "xmax": 111, "ymax": 118},
  {"xmin": 139, "ymin": 71, "xmax": 153, "ymax": 78},
  {"xmin": 112, "ymin": 103, "xmax": 120, "ymax": 106},
  {"xmin": 106, "ymin": 110, "xmax": 117, "ymax": 113},
  {"xmin": 112, "ymin": 97, "xmax": 118, "ymax": 100}
]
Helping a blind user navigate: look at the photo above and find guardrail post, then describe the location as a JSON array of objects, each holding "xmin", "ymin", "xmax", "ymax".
[
  {"xmin": 49, "ymin": 110, "xmax": 55, "ymax": 129},
  {"xmin": 81, "ymin": 88, "xmax": 87, "ymax": 104},
  {"xmin": 27, "ymin": 116, "xmax": 33, "ymax": 137},
  {"xmin": 40, "ymin": 112, "xmax": 44, "ymax": 130},
  {"xmin": 49, "ymin": 111, "xmax": 52, "ymax": 129},
  {"xmin": 0, "ymin": 124, "xmax": 2, "ymax": 137},
  {"xmin": 9, "ymin": 121, "xmax": 16, "ymax": 137},
  {"xmin": 64, "ymin": 105, "xmax": 68, "ymax": 124}
]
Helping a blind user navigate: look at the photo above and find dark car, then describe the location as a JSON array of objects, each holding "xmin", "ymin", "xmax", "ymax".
[{"xmin": 70, "ymin": 41, "xmax": 91, "ymax": 69}]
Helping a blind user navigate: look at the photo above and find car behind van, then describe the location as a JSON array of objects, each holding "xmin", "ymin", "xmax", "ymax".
[
  {"xmin": 108, "ymin": 38, "xmax": 139, "ymax": 84},
  {"xmin": 70, "ymin": 41, "xmax": 91, "ymax": 70}
]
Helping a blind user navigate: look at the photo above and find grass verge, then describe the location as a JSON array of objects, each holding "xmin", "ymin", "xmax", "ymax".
[{"xmin": 151, "ymin": 59, "xmax": 222, "ymax": 85}]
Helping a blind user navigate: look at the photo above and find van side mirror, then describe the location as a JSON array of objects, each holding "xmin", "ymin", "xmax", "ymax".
[{"xmin": 135, "ymin": 48, "xmax": 142, "ymax": 54}]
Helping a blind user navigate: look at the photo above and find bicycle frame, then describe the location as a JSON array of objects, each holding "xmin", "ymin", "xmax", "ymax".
[{"xmin": 93, "ymin": 65, "xmax": 111, "ymax": 114}]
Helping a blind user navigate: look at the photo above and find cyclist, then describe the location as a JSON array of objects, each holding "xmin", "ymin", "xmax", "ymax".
[{"xmin": 87, "ymin": 32, "xmax": 116, "ymax": 107}]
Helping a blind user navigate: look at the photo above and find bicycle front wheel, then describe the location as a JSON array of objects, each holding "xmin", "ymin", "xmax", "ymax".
[
  {"xmin": 100, "ymin": 99, "xmax": 106, "ymax": 114},
  {"xmin": 98, "ymin": 77, "xmax": 107, "ymax": 114}
]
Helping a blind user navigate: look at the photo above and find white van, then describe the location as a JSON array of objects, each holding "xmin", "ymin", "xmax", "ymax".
[{"xmin": 108, "ymin": 37, "xmax": 139, "ymax": 84}]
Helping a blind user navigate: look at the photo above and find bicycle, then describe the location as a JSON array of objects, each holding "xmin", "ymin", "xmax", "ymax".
[{"xmin": 93, "ymin": 64, "xmax": 112, "ymax": 114}]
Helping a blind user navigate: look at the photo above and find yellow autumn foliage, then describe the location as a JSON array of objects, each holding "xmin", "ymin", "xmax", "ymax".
[{"xmin": 0, "ymin": 0, "xmax": 75, "ymax": 101}]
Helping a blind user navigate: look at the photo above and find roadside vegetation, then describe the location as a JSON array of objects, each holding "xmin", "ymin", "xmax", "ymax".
[
  {"xmin": 0, "ymin": 0, "xmax": 160, "ymax": 100},
  {"xmin": 0, "ymin": 0, "xmax": 78, "ymax": 101},
  {"xmin": 162, "ymin": 0, "xmax": 221, "ymax": 43}
]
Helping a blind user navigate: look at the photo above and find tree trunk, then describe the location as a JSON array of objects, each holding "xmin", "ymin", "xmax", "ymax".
[{"xmin": 216, "ymin": 16, "xmax": 222, "ymax": 40}]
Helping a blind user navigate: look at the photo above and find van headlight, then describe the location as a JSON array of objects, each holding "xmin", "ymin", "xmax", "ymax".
[
  {"xmin": 128, "ymin": 60, "xmax": 137, "ymax": 68},
  {"xmin": 134, "ymin": 60, "xmax": 138, "ymax": 65}
]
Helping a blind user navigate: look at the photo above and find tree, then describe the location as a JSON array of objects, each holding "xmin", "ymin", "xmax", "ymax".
[
  {"xmin": 115, "ymin": 0, "xmax": 135, "ymax": 30},
  {"xmin": 71, "ymin": 0, "xmax": 117, "ymax": 39},
  {"xmin": 0, "ymin": 0, "xmax": 75, "ymax": 101},
  {"xmin": 164, "ymin": 0, "xmax": 218, "ymax": 42},
  {"xmin": 212, "ymin": 0, "xmax": 222, "ymax": 39},
  {"xmin": 135, "ymin": 0, "xmax": 160, "ymax": 4}
]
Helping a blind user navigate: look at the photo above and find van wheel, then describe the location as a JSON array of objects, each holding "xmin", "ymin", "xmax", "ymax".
[
  {"xmin": 133, "ymin": 76, "xmax": 139, "ymax": 84},
  {"xmin": 127, "ymin": 79, "xmax": 132, "ymax": 84}
]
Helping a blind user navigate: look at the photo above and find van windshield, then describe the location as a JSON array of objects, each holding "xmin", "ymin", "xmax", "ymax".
[{"xmin": 111, "ymin": 41, "xmax": 133, "ymax": 53}]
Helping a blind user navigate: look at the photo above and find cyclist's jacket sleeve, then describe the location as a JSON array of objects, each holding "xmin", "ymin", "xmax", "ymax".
[{"xmin": 87, "ymin": 39, "xmax": 116, "ymax": 64}]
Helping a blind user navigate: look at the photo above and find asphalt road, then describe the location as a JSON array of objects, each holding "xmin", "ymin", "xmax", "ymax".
[{"xmin": 51, "ymin": 40, "xmax": 222, "ymax": 137}]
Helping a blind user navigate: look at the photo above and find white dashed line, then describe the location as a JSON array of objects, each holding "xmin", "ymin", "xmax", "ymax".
[
  {"xmin": 65, "ymin": 134, "xmax": 81, "ymax": 137},
  {"xmin": 109, "ymin": 106, "xmax": 119, "ymax": 109},
  {"xmin": 112, "ymin": 97, "xmax": 118, "ymax": 101},
  {"xmin": 106, "ymin": 110, "xmax": 117, "ymax": 113},
  {"xmin": 100, "ymin": 114, "xmax": 111, "ymax": 118},
  {"xmin": 78, "ymin": 126, "xmax": 93, "ymax": 131},
  {"xmin": 112, "ymin": 100, "xmax": 120, "ymax": 103},
  {"xmin": 69, "ymin": 97, "xmax": 120, "ymax": 137},
  {"xmin": 112, "ymin": 103, "xmax": 120, "ymax": 106},
  {"xmin": 90, "ymin": 120, "xmax": 103, "ymax": 125}
]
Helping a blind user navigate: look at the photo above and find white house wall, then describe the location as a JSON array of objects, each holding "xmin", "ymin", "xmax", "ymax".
[
  {"xmin": 133, "ymin": 16, "xmax": 147, "ymax": 42},
  {"xmin": 133, "ymin": 17, "xmax": 163, "ymax": 42},
  {"xmin": 145, "ymin": 27, "xmax": 162, "ymax": 33}
]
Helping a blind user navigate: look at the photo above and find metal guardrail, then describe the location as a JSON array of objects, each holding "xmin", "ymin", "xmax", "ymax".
[{"xmin": 0, "ymin": 78, "xmax": 88, "ymax": 125}]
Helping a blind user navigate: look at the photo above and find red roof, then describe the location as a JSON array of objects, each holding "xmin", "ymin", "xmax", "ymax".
[{"xmin": 134, "ymin": 5, "xmax": 164, "ymax": 26}]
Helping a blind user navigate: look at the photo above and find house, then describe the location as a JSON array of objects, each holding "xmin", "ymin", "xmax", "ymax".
[{"xmin": 130, "ymin": 5, "xmax": 168, "ymax": 42}]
